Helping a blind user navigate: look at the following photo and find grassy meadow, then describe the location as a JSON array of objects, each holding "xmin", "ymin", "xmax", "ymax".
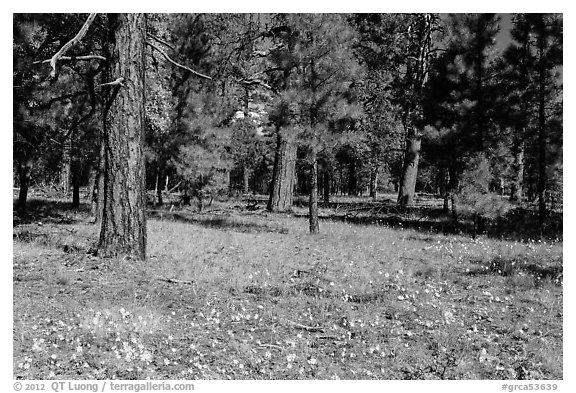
[{"xmin": 13, "ymin": 196, "xmax": 562, "ymax": 380}]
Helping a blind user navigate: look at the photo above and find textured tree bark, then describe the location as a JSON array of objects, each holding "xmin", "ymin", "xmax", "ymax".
[
  {"xmin": 97, "ymin": 13, "xmax": 147, "ymax": 260},
  {"xmin": 267, "ymin": 131, "xmax": 296, "ymax": 212},
  {"xmin": 309, "ymin": 148, "xmax": 319, "ymax": 234},
  {"xmin": 398, "ymin": 133, "xmax": 421, "ymax": 207}
]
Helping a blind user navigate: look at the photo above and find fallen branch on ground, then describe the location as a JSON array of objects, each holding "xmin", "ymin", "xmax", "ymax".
[
  {"xmin": 285, "ymin": 319, "xmax": 325, "ymax": 333},
  {"xmin": 155, "ymin": 277, "xmax": 193, "ymax": 285},
  {"xmin": 258, "ymin": 343, "xmax": 283, "ymax": 350}
]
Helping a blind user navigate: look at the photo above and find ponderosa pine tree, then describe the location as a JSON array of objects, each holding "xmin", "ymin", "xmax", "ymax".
[
  {"xmin": 264, "ymin": 14, "xmax": 362, "ymax": 233},
  {"xmin": 396, "ymin": 14, "xmax": 442, "ymax": 207},
  {"xmin": 526, "ymin": 14, "xmax": 562, "ymax": 229},
  {"xmin": 500, "ymin": 14, "xmax": 536, "ymax": 203},
  {"xmin": 97, "ymin": 13, "xmax": 147, "ymax": 259},
  {"xmin": 351, "ymin": 14, "xmax": 406, "ymax": 201}
]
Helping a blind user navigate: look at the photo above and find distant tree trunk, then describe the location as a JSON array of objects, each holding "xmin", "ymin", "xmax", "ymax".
[
  {"xmin": 440, "ymin": 166, "xmax": 449, "ymax": 212},
  {"xmin": 369, "ymin": 165, "xmax": 378, "ymax": 200},
  {"xmin": 267, "ymin": 131, "xmax": 296, "ymax": 212},
  {"xmin": 398, "ymin": 132, "xmax": 421, "ymax": 207},
  {"xmin": 338, "ymin": 163, "xmax": 343, "ymax": 195},
  {"xmin": 95, "ymin": 134, "xmax": 105, "ymax": 224},
  {"xmin": 97, "ymin": 13, "xmax": 147, "ymax": 260},
  {"xmin": 87, "ymin": 164, "xmax": 96, "ymax": 201},
  {"xmin": 309, "ymin": 148, "xmax": 319, "ymax": 234},
  {"xmin": 323, "ymin": 166, "xmax": 331, "ymax": 207},
  {"xmin": 510, "ymin": 139, "xmax": 525, "ymax": 202},
  {"xmin": 243, "ymin": 165, "xmax": 250, "ymax": 194},
  {"xmin": 348, "ymin": 160, "xmax": 357, "ymax": 196},
  {"xmin": 197, "ymin": 193, "xmax": 204, "ymax": 212},
  {"xmin": 449, "ymin": 162, "xmax": 458, "ymax": 221},
  {"xmin": 87, "ymin": 164, "xmax": 98, "ymax": 217},
  {"xmin": 17, "ymin": 157, "xmax": 33, "ymax": 215},
  {"xmin": 156, "ymin": 165, "xmax": 163, "ymax": 206},
  {"xmin": 60, "ymin": 133, "xmax": 72, "ymax": 193},
  {"xmin": 72, "ymin": 171, "xmax": 80, "ymax": 208}
]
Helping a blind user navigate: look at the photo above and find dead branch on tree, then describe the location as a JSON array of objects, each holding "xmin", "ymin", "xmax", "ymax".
[
  {"xmin": 98, "ymin": 77, "xmax": 125, "ymax": 87},
  {"xmin": 47, "ymin": 13, "xmax": 98, "ymax": 79},
  {"xmin": 146, "ymin": 41, "xmax": 212, "ymax": 80}
]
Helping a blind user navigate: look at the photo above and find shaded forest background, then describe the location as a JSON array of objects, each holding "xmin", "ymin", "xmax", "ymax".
[{"xmin": 13, "ymin": 13, "xmax": 562, "ymax": 257}]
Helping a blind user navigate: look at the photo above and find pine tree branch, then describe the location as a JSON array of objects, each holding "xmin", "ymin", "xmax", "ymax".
[
  {"xmin": 47, "ymin": 13, "xmax": 98, "ymax": 79},
  {"xmin": 146, "ymin": 41, "xmax": 212, "ymax": 80}
]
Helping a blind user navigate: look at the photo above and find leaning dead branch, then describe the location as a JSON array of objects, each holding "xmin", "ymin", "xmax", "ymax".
[
  {"xmin": 47, "ymin": 13, "xmax": 98, "ymax": 79},
  {"xmin": 146, "ymin": 41, "xmax": 212, "ymax": 80}
]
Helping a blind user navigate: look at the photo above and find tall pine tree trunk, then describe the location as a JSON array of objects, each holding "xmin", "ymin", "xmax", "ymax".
[
  {"xmin": 398, "ymin": 132, "xmax": 421, "ymax": 207},
  {"xmin": 309, "ymin": 147, "xmax": 319, "ymax": 234},
  {"xmin": 98, "ymin": 13, "xmax": 147, "ymax": 260},
  {"xmin": 267, "ymin": 131, "xmax": 296, "ymax": 212}
]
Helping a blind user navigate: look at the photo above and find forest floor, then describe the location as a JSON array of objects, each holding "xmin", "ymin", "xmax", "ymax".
[{"xmin": 13, "ymin": 194, "xmax": 563, "ymax": 380}]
